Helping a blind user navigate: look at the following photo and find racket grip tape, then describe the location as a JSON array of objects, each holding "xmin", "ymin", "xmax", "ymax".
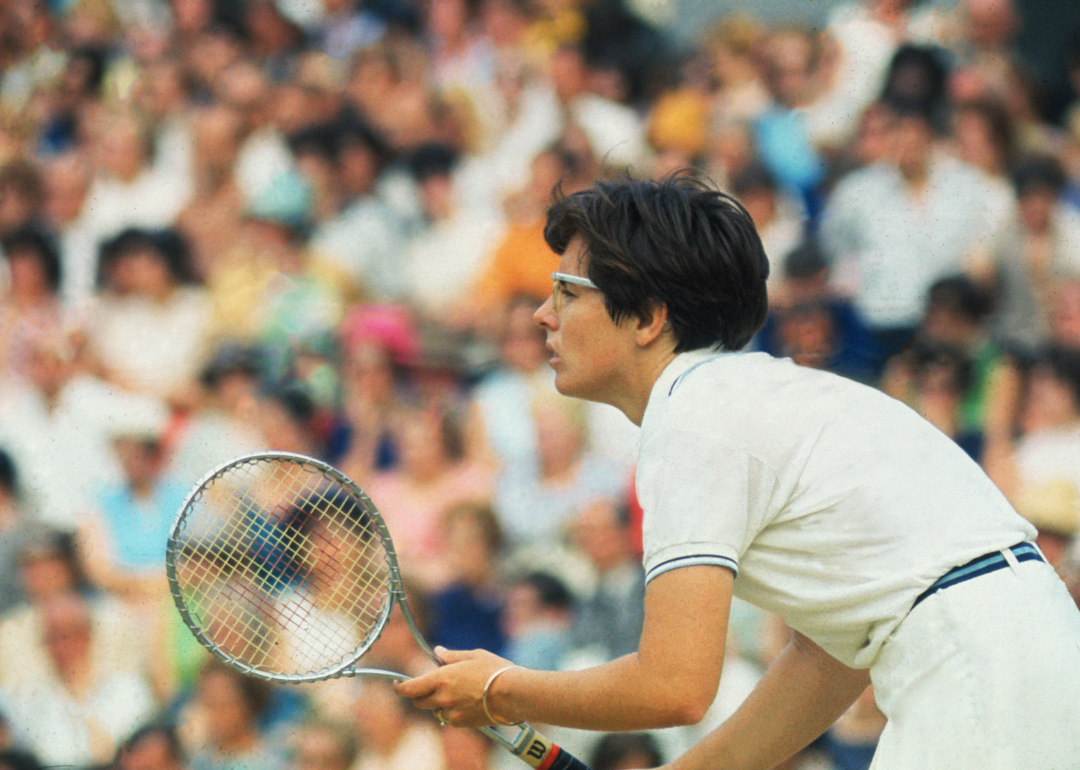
[{"xmin": 510, "ymin": 725, "xmax": 593, "ymax": 770}]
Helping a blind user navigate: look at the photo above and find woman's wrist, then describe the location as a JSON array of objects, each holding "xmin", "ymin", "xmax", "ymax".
[{"xmin": 482, "ymin": 664, "xmax": 522, "ymax": 726}]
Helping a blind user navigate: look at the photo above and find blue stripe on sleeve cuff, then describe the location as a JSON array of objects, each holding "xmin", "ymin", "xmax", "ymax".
[{"xmin": 646, "ymin": 554, "xmax": 739, "ymax": 583}]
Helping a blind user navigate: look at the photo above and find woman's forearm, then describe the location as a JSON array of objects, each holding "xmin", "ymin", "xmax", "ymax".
[
  {"xmin": 396, "ymin": 565, "xmax": 733, "ymax": 731},
  {"xmin": 492, "ymin": 567, "xmax": 732, "ymax": 730},
  {"xmin": 490, "ymin": 651, "xmax": 717, "ymax": 732},
  {"xmin": 668, "ymin": 632, "xmax": 871, "ymax": 770}
]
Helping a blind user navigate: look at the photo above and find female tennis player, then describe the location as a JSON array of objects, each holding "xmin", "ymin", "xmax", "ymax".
[{"xmin": 396, "ymin": 175, "xmax": 1080, "ymax": 769}]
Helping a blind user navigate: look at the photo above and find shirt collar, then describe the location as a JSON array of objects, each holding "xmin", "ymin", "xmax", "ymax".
[
  {"xmin": 649, "ymin": 347, "xmax": 727, "ymax": 404},
  {"xmin": 641, "ymin": 348, "xmax": 726, "ymax": 433}
]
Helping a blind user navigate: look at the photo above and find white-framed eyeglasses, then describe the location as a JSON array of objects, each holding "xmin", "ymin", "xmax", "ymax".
[{"xmin": 551, "ymin": 271, "xmax": 599, "ymax": 312}]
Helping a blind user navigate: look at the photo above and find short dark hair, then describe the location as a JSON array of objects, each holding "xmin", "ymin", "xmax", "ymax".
[
  {"xmin": 731, "ymin": 161, "xmax": 778, "ymax": 198},
  {"xmin": 880, "ymin": 44, "xmax": 949, "ymax": 130},
  {"xmin": 881, "ymin": 91, "xmax": 943, "ymax": 134},
  {"xmin": 783, "ymin": 239, "xmax": 828, "ymax": 280},
  {"xmin": 261, "ymin": 379, "xmax": 315, "ymax": 425},
  {"xmin": 927, "ymin": 274, "xmax": 994, "ymax": 322},
  {"xmin": 408, "ymin": 142, "xmax": 459, "ymax": 182},
  {"xmin": 519, "ymin": 571, "xmax": 574, "ymax": 612},
  {"xmin": 1, "ymin": 225, "xmax": 62, "ymax": 293},
  {"xmin": 97, "ymin": 227, "xmax": 197, "ymax": 288},
  {"xmin": 338, "ymin": 109, "xmax": 392, "ymax": 166},
  {"xmin": 288, "ymin": 122, "xmax": 341, "ymax": 163},
  {"xmin": 201, "ymin": 342, "xmax": 265, "ymax": 389},
  {"xmin": 1037, "ymin": 345, "xmax": 1080, "ymax": 407},
  {"xmin": 544, "ymin": 175, "xmax": 769, "ymax": 352},
  {"xmin": 68, "ymin": 47, "xmax": 107, "ymax": 98},
  {"xmin": 1012, "ymin": 153, "xmax": 1066, "ymax": 197}
]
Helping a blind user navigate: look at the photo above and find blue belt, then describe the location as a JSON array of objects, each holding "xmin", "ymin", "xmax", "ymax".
[{"xmin": 911, "ymin": 542, "xmax": 1045, "ymax": 610}]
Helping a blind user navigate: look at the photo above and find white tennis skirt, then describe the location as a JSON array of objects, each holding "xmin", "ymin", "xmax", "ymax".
[{"xmin": 868, "ymin": 556, "xmax": 1080, "ymax": 769}]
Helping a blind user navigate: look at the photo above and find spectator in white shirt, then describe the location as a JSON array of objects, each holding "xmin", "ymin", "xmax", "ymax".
[
  {"xmin": 0, "ymin": 592, "xmax": 157, "ymax": 768},
  {"xmin": 400, "ymin": 143, "xmax": 504, "ymax": 328},
  {"xmin": 82, "ymin": 227, "xmax": 213, "ymax": 407},
  {"xmin": 306, "ymin": 113, "xmax": 408, "ymax": 302},
  {"xmin": 986, "ymin": 154, "xmax": 1080, "ymax": 356},
  {"xmin": 821, "ymin": 93, "xmax": 995, "ymax": 368},
  {"xmin": 79, "ymin": 110, "xmax": 192, "ymax": 260},
  {"xmin": 0, "ymin": 331, "xmax": 169, "ymax": 529}
]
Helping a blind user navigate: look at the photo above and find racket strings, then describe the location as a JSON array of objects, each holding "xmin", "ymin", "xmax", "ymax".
[{"xmin": 172, "ymin": 457, "xmax": 394, "ymax": 678}]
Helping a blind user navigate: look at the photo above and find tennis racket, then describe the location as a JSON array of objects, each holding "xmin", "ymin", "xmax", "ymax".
[{"xmin": 166, "ymin": 451, "xmax": 591, "ymax": 770}]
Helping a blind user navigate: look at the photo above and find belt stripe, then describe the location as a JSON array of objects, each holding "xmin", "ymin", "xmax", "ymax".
[{"xmin": 912, "ymin": 542, "xmax": 1044, "ymax": 610}]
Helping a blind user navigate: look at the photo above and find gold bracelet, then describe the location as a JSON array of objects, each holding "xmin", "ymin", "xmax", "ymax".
[{"xmin": 482, "ymin": 664, "xmax": 522, "ymax": 726}]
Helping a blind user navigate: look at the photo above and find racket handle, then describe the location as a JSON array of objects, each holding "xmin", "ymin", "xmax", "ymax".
[{"xmin": 499, "ymin": 723, "xmax": 593, "ymax": 770}]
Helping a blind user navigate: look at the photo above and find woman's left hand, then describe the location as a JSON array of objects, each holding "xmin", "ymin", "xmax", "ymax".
[{"xmin": 394, "ymin": 646, "xmax": 517, "ymax": 727}]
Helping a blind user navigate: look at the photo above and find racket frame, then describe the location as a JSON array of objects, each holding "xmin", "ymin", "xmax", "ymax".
[
  {"xmin": 166, "ymin": 451, "xmax": 419, "ymax": 684},
  {"xmin": 165, "ymin": 451, "xmax": 584, "ymax": 766}
]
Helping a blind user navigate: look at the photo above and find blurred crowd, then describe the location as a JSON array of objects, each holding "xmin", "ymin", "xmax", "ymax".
[{"xmin": 0, "ymin": 0, "xmax": 1080, "ymax": 767}]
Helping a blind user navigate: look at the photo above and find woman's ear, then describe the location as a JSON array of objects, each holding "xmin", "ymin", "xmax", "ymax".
[{"xmin": 635, "ymin": 302, "xmax": 670, "ymax": 347}]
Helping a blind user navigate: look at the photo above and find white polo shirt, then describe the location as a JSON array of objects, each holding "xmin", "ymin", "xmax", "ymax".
[{"xmin": 637, "ymin": 349, "xmax": 1035, "ymax": 668}]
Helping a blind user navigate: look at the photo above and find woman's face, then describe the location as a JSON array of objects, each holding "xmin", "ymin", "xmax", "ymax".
[
  {"xmin": 43, "ymin": 158, "xmax": 90, "ymax": 226},
  {"xmin": 888, "ymin": 114, "xmax": 935, "ymax": 177},
  {"xmin": 339, "ymin": 142, "xmax": 379, "ymax": 197},
  {"xmin": 171, "ymin": 0, "xmax": 214, "ymax": 35},
  {"xmin": 255, "ymin": 398, "xmax": 309, "ymax": 454},
  {"xmin": 43, "ymin": 598, "xmax": 93, "ymax": 671},
  {"xmin": 20, "ymin": 553, "xmax": 77, "ymax": 602},
  {"xmin": 114, "ymin": 436, "xmax": 159, "ymax": 489},
  {"xmin": 533, "ymin": 238, "xmax": 642, "ymax": 410}
]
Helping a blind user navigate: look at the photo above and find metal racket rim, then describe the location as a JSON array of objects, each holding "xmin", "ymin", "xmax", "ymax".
[
  {"xmin": 165, "ymin": 451, "xmax": 539, "ymax": 757},
  {"xmin": 166, "ymin": 451, "xmax": 409, "ymax": 682}
]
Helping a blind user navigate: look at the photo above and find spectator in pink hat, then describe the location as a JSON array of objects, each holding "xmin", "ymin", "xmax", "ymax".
[{"xmin": 331, "ymin": 303, "xmax": 419, "ymax": 486}]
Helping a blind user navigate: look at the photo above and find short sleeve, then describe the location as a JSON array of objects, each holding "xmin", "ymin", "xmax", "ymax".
[{"xmin": 637, "ymin": 417, "xmax": 778, "ymax": 585}]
